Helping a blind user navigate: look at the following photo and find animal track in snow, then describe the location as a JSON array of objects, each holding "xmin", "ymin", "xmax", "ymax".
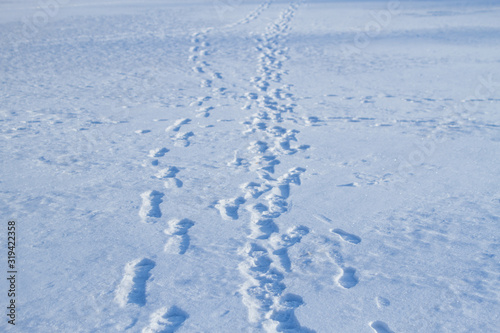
[
  {"xmin": 139, "ymin": 190, "xmax": 164, "ymax": 223},
  {"xmin": 331, "ymin": 229, "xmax": 362, "ymax": 244},
  {"xmin": 369, "ymin": 321, "xmax": 395, "ymax": 333},
  {"xmin": 142, "ymin": 306, "xmax": 189, "ymax": 333},
  {"xmin": 115, "ymin": 258, "xmax": 156, "ymax": 307},
  {"xmin": 164, "ymin": 218, "xmax": 195, "ymax": 255}
]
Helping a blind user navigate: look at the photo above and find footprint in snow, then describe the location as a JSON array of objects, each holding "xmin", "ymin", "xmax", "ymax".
[
  {"xmin": 331, "ymin": 229, "xmax": 361, "ymax": 244},
  {"xmin": 369, "ymin": 320, "xmax": 395, "ymax": 333},
  {"xmin": 115, "ymin": 258, "xmax": 156, "ymax": 307},
  {"xmin": 154, "ymin": 167, "xmax": 180, "ymax": 179},
  {"xmin": 142, "ymin": 306, "xmax": 189, "ymax": 333},
  {"xmin": 336, "ymin": 267, "xmax": 358, "ymax": 289},
  {"xmin": 164, "ymin": 218, "xmax": 195, "ymax": 255},
  {"xmin": 139, "ymin": 190, "xmax": 164, "ymax": 223},
  {"xmin": 165, "ymin": 118, "xmax": 190, "ymax": 132},
  {"xmin": 174, "ymin": 132, "xmax": 194, "ymax": 147},
  {"xmin": 149, "ymin": 148, "xmax": 169, "ymax": 158},
  {"xmin": 215, "ymin": 197, "xmax": 246, "ymax": 220},
  {"xmin": 376, "ymin": 296, "xmax": 391, "ymax": 308}
]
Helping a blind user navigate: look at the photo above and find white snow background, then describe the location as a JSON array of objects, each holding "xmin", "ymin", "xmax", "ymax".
[{"xmin": 0, "ymin": 0, "xmax": 499, "ymax": 332}]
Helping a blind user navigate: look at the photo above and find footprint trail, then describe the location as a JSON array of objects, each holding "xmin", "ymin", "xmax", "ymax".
[
  {"xmin": 213, "ymin": 1, "xmax": 315, "ymax": 330},
  {"xmin": 115, "ymin": 258, "xmax": 156, "ymax": 307},
  {"xmin": 370, "ymin": 320, "xmax": 396, "ymax": 333},
  {"xmin": 164, "ymin": 218, "xmax": 195, "ymax": 255},
  {"xmin": 332, "ymin": 228, "xmax": 362, "ymax": 244},
  {"xmin": 139, "ymin": 190, "xmax": 165, "ymax": 223},
  {"xmin": 142, "ymin": 306, "xmax": 189, "ymax": 333}
]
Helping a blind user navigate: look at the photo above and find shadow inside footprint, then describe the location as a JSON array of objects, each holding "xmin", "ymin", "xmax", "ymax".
[
  {"xmin": 337, "ymin": 267, "xmax": 358, "ymax": 289},
  {"xmin": 144, "ymin": 306, "xmax": 189, "ymax": 333},
  {"xmin": 370, "ymin": 320, "xmax": 395, "ymax": 333},
  {"xmin": 128, "ymin": 258, "xmax": 156, "ymax": 306},
  {"xmin": 331, "ymin": 229, "xmax": 361, "ymax": 244}
]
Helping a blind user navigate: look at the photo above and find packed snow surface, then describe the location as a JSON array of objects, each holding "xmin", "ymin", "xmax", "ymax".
[{"xmin": 1, "ymin": 0, "xmax": 499, "ymax": 332}]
